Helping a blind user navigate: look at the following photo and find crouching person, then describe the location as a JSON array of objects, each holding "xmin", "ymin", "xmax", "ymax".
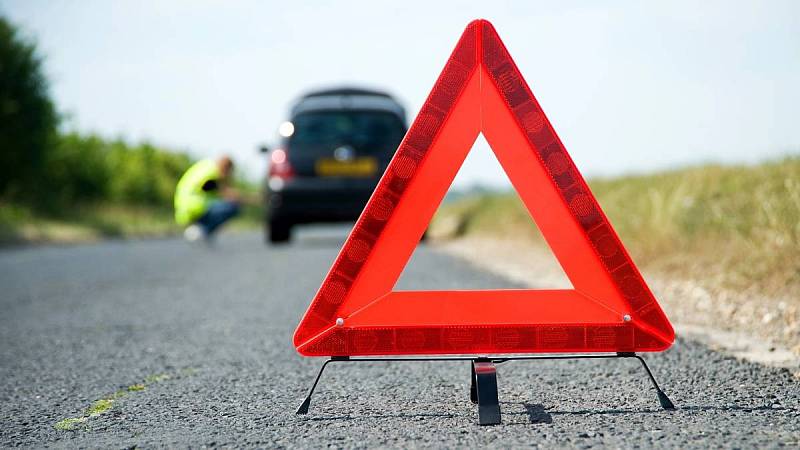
[{"xmin": 174, "ymin": 155, "xmax": 240, "ymax": 242}]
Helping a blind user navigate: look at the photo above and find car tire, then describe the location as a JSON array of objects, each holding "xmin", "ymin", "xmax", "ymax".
[{"xmin": 268, "ymin": 219, "xmax": 292, "ymax": 244}]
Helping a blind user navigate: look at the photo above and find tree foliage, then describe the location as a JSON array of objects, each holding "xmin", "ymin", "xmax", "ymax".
[{"xmin": 0, "ymin": 15, "xmax": 57, "ymax": 199}]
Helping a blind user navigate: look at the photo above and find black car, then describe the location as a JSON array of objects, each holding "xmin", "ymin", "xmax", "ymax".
[{"xmin": 264, "ymin": 87, "xmax": 407, "ymax": 243}]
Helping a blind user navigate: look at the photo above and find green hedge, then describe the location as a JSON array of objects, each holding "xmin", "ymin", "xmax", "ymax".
[{"xmin": 40, "ymin": 133, "xmax": 193, "ymax": 210}]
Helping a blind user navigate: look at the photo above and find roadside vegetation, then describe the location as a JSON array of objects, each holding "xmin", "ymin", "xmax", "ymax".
[
  {"xmin": 432, "ymin": 157, "xmax": 800, "ymax": 299},
  {"xmin": 0, "ymin": 16, "xmax": 259, "ymax": 245},
  {"xmin": 54, "ymin": 371, "xmax": 176, "ymax": 431}
]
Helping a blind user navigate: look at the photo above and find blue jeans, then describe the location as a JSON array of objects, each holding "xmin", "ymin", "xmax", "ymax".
[{"xmin": 196, "ymin": 200, "xmax": 240, "ymax": 236}]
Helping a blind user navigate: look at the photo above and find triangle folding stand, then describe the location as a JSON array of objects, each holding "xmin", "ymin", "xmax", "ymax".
[{"xmin": 294, "ymin": 19, "xmax": 676, "ymax": 425}]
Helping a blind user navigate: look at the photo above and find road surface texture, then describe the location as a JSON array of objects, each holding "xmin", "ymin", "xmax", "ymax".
[{"xmin": 1, "ymin": 230, "xmax": 798, "ymax": 448}]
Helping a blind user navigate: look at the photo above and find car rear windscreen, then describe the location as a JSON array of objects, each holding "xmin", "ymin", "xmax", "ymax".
[{"xmin": 290, "ymin": 111, "xmax": 406, "ymax": 156}]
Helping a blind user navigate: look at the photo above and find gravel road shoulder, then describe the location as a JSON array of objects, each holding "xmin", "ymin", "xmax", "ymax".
[{"xmin": 438, "ymin": 237, "xmax": 800, "ymax": 371}]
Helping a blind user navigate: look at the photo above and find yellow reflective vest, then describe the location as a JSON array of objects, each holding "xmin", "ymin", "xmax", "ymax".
[{"xmin": 174, "ymin": 159, "xmax": 221, "ymax": 225}]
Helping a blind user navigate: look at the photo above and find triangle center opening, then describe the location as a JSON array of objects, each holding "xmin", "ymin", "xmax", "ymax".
[{"xmin": 396, "ymin": 132, "xmax": 573, "ymax": 292}]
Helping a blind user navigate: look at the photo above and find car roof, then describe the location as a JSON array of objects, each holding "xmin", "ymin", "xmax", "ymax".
[
  {"xmin": 301, "ymin": 87, "xmax": 394, "ymax": 99},
  {"xmin": 290, "ymin": 87, "xmax": 405, "ymax": 119}
]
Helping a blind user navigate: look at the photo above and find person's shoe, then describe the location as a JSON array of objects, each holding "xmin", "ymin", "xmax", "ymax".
[{"xmin": 183, "ymin": 224, "xmax": 205, "ymax": 243}]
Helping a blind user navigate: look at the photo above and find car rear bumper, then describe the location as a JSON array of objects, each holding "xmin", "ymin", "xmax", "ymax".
[{"xmin": 267, "ymin": 177, "xmax": 377, "ymax": 224}]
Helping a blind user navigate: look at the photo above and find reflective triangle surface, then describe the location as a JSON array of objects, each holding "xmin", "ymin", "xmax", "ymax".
[{"xmin": 293, "ymin": 19, "xmax": 674, "ymax": 356}]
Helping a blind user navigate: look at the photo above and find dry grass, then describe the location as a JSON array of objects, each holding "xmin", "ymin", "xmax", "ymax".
[
  {"xmin": 0, "ymin": 202, "xmax": 261, "ymax": 246},
  {"xmin": 432, "ymin": 157, "xmax": 800, "ymax": 299}
]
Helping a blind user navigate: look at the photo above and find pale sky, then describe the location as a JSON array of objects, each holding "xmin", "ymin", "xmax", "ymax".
[{"xmin": 2, "ymin": 0, "xmax": 798, "ymax": 187}]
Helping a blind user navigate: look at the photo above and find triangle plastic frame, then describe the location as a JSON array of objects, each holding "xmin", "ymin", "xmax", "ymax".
[{"xmin": 293, "ymin": 19, "xmax": 674, "ymax": 357}]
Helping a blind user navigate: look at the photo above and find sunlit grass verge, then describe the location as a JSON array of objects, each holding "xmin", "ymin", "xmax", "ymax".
[
  {"xmin": 0, "ymin": 201, "xmax": 261, "ymax": 245},
  {"xmin": 431, "ymin": 157, "xmax": 800, "ymax": 298},
  {"xmin": 53, "ymin": 373, "xmax": 173, "ymax": 431}
]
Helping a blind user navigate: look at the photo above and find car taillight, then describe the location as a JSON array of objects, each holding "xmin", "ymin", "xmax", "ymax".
[{"xmin": 269, "ymin": 148, "xmax": 295, "ymax": 179}]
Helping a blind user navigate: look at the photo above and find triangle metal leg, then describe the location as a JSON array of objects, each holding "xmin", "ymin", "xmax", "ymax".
[
  {"xmin": 619, "ymin": 352, "xmax": 676, "ymax": 411},
  {"xmin": 470, "ymin": 361, "xmax": 478, "ymax": 404},
  {"xmin": 296, "ymin": 357, "xmax": 345, "ymax": 415}
]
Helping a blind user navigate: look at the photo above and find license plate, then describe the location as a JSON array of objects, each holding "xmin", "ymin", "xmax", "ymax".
[{"xmin": 315, "ymin": 157, "xmax": 377, "ymax": 177}]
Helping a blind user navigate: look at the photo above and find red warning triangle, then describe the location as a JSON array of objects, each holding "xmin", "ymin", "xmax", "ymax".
[{"xmin": 294, "ymin": 19, "xmax": 674, "ymax": 356}]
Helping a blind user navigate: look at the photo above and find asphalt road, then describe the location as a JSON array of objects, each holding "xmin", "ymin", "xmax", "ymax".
[{"xmin": 1, "ymin": 229, "xmax": 798, "ymax": 448}]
